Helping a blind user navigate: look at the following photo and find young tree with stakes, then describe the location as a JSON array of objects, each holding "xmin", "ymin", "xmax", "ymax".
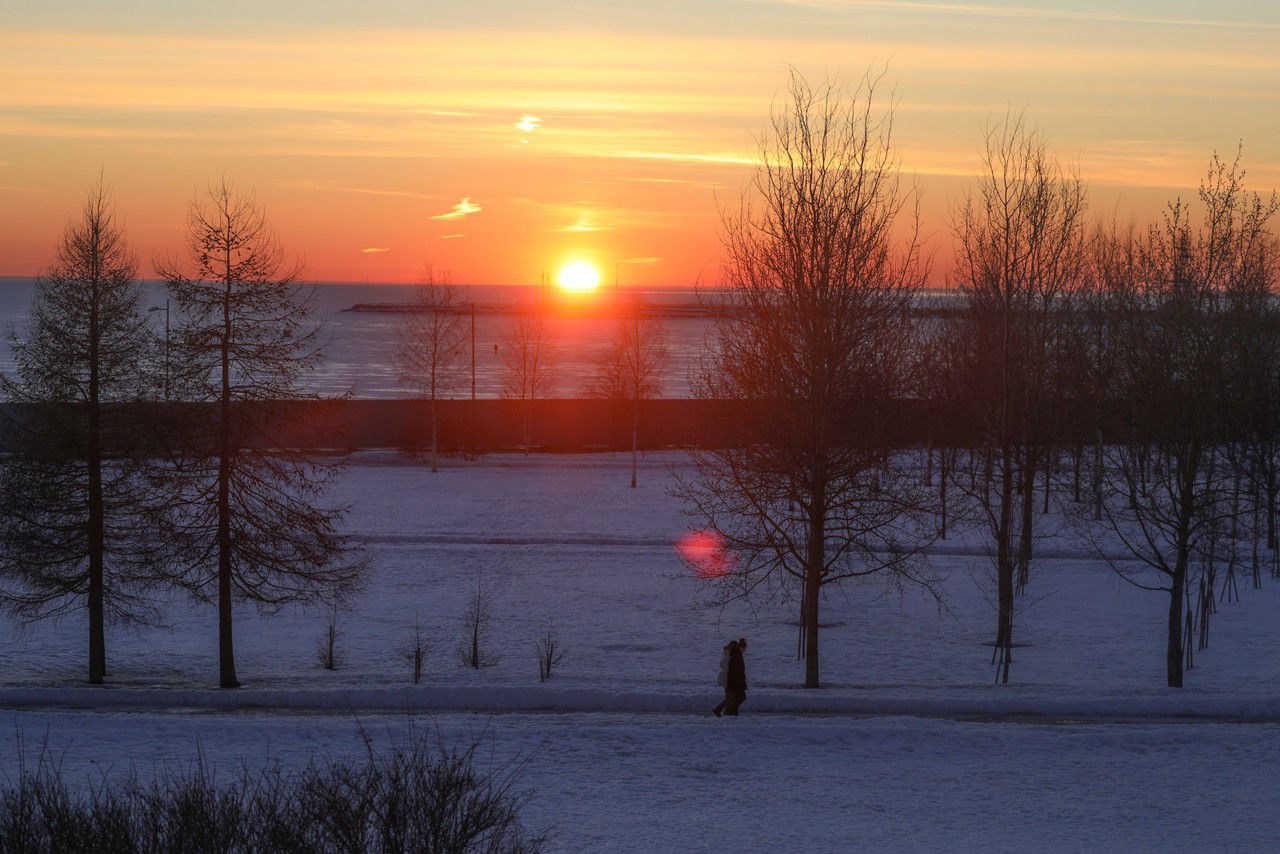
[
  {"xmin": 672, "ymin": 70, "xmax": 937, "ymax": 689},
  {"xmin": 396, "ymin": 272, "xmax": 467, "ymax": 472},
  {"xmin": 156, "ymin": 178, "xmax": 364, "ymax": 688},
  {"xmin": 0, "ymin": 179, "xmax": 169, "ymax": 684},
  {"xmin": 586, "ymin": 305, "xmax": 668, "ymax": 487}
]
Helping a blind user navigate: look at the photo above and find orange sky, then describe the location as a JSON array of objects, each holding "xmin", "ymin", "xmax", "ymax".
[{"xmin": 3, "ymin": 1, "xmax": 1279, "ymax": 286}]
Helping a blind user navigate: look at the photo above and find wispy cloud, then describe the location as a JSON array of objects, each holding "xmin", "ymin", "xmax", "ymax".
[
  {"xmin": 440, "ymin": 233, "xmax": 464, "ymax": 239},
  {"xmin": 361, "ymin": 247, "xmax": 390, "ymax": 253},
  {"xmin": 614, "ymin": 150, "xmax": 755, "ymax": 166},
  {"xmin": 279, "ymin": 179, "xmax": 431, "ymax": 199},
  {"xmin": 431, "ymin": 197, "xmax": 481, "ymax": 220},
  {"xmin": 749, "ymin": 0, "xmax": 1280, "ymax": 30},
  {"xmin": 627, "ymin": 177, "xmax": 727, "ymax": 189},
  {"xmin": 557, "ymin": 211, "xmax": 602, "ymax": 232},
  {"xmin": 622, "ymin": 257, "xmax": 662, "ymax": 264},
  {"xmin": 514, "ymin": 115, "xmax": 541, "ymax": 132}
]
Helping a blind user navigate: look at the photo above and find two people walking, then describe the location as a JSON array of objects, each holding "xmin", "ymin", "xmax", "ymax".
[{"xmin": 713, "ymin": 638, "xmax": 747, "ymax": 717}]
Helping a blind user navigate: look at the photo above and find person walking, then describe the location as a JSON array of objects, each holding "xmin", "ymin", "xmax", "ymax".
[
  {"xmin": 725, "ymin": 638, "xmax": 747, "ymax": 716},
  {"xmin": 712, "ymin": 641, "xmax": 733, "ymax": 717}
]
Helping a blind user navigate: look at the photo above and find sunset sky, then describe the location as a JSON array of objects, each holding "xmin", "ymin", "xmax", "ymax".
[{"xmin": 3, "ymin": 1, "xmax": 1279, "ymax": 286}]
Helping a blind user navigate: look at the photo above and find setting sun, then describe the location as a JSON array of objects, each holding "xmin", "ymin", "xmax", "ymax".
[{"xmin": 558, "ymin": 261, "xmax": 602, "ymax": 293}]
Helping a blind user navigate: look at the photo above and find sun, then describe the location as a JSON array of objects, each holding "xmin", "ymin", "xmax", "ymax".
[{"xmin": 557, "ymin": 261, "xmax": 601, "ymax": 293}]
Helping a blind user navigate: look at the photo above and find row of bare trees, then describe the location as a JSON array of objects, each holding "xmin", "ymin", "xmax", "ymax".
[
  {"xmin": 0, "ymin": 178, "xmax": 364, "ymax": 687},
  {"xmin": 675, "ymin": 70, "xmax": 1280, "ymax": 690},
  {"xmin": 396, "ymin": 279, "xmax": 668, "ymax": 483}
]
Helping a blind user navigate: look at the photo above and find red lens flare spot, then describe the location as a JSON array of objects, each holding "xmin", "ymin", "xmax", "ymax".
[{"xmin": 675, "ymin": 529, "xmax": 733, "ymax": 578}]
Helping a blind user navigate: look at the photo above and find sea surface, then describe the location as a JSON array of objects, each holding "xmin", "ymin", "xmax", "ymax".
[{"xmin": 0, "ymin": 279, "xmax": 712, "ymax": 399}]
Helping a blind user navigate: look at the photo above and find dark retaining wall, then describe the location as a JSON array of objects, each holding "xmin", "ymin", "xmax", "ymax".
[{"xmin": 1, "ymin": 399, "xmax": 1128, "ymax": 453}]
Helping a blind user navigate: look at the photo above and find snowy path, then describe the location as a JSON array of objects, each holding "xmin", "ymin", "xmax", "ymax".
[{"xmin": 3, "ymin": 709, "xmax": 1278, "ymax": 853}]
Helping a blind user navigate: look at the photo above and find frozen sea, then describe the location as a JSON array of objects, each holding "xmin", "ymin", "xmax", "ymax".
[
  {"xmin": 0, "ymin": 278, "xmax": 713, "ymax": 399},
  {"xmin": 3, "ymin": 452, "xmax": 1280, "ymax": 851}
]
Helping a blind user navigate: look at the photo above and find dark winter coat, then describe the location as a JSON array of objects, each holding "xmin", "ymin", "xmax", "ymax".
[{"xmin": 727, "ymin": 646, "xmax": 747, "ymax": 692}]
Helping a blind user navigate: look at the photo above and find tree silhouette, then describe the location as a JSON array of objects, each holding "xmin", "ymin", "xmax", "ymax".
[
  {"xmin": 500, "ymin": 313, "xmax": 556, "ymax": 453},
  {"xmin": 156, "ymin": 178, "xmax": 364, "ymax": 688},
  {"xmin": 396, "ymin": 271, "xmax": 467, "ymax": 472},
  {"xmin": 586, "ymin": 305, "xmax": 667, "ymax": 487},
  {"xmin": 0, "ymin": 178, "xmax": 169, "ymax": 684},
  {"xmin": 671, "ymin": 70, "xmax": 936, "ymax": 689},
  {"xmin": 950, "ymin": 113, "xmax": 1088, "ymax": 683}
]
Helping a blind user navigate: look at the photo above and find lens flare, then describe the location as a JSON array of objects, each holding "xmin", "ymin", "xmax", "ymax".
[{"xmin": 675, "ymin": 529, "xmax": 733, "ymax": 578}]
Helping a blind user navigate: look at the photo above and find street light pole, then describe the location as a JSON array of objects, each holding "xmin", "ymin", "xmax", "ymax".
[{"xmin": 148, "ymin": 299, "xmax": 170, "ymax": 400}]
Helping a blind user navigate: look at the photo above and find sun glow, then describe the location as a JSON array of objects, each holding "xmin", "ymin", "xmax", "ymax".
[{"xmin": 557, "ymin": 261, "xmax": 601, "ymax": 293}]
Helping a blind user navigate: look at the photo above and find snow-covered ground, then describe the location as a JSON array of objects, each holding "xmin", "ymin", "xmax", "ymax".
[{"xmin": 3, "ymin": 451, "xmax": 1280, "ymax": 850}]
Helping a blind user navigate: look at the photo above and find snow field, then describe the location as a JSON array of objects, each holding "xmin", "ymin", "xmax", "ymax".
[
  {"xmin": 4, "ymin": 451, "xmax": 1280, "ymax": 851},
  {"xmin": 3, "ymin": 451, "xmax": 1279, "ymax": 713}
]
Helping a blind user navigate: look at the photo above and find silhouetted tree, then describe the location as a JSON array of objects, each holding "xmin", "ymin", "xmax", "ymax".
[
  {"xmin": 156, "ymin": 178, "xmax": 364, "ymax": 688},
  {"xmin": 500, "ymin": 314, "xmax": 556, "ymax": 453},
  {"xmin": 396, "ymin": 272, "xmax": 467, "ymax": 472},
  {"xmin": 950, "ymin": 112, "xmax": 1088, "ymax": 683},
  {"xmin": 1090, "ymin": 151, "xmax": 1278, "ymax": 687},
  {"xmin": 0, "ymin": 179, "xmax": 169, "ymax": 684},
  {"xmin": 671, "ymin": 70, "xmax": 937, "ymax": 689},
  {"xmin": 457, "ymin": 570, "xmax": 500, "ymax": 669},
  {"xmin": 586, "ymin": 305, "xmax": 667, "ymax": 487}
]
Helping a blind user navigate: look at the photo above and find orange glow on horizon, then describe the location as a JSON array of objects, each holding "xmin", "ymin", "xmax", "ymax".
[{"xmin": 2, "ymin": 4, "xmax": 1279, "ymax": 284}]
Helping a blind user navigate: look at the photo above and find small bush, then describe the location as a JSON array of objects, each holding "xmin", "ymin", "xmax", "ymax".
[{"xmin": 0, "ymin": 729, "xmax": 548, "ymax": 853}]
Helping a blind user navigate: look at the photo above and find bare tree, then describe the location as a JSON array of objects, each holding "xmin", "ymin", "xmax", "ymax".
[
  {"xmin": 156, "ymin": 178, "xmax": 365, "ymax": 688},
  {"xmin": 457, "ymin": 571, "xmax": 500, "ymax": 669},
  {"xmin": 315, "ymin": 603, "xmax": 346, "ymax": 670},
  {"xmin": 671, "ymin": 70, "xmax": 936, "ymax": 689},
  {"xmin": 585, "ymin": 306, "xmax": 668, "ymax": 487},
  {"xmin": 533, "ymin": 617, "xmax": 565, "ymax": 682},
  {"xmin": 500, "ymin": 314, "xmax": 556, "ymax": 454},
  {"xmin": 950, "ymin": 112, "xmax": 1088, "ymax": 683},
  {"xmin": 1088, "ymin": 151, "xmax": 1278, "ymax": 687},
  {"xmin": 0, "ymin": 179, "xmax": 170, "ymax": 684},
  {"xmin": 396, "ymin": 270, "xmax": 467, "ymax": 472},
  {"xmin": 397, "ymin": 619, "xmax": 430, "ymax": 683}
]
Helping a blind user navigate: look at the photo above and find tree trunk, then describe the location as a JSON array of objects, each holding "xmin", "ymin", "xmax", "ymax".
[
  {"xmin": 87, "ymin": 268, "xmax": 105, "ymax": 685},
  {"xmin": 1093, "ymin": 428, "xmax": 1104, "ymax": 521},
  {"xmin": 630, "ymin": 403, "xmax": 639, "ymax": 488},
  {"xmin": 1167, "ymin": 559, "xmax": 1185, "ymax": 688},
  {"xmin": 803, "ymin": 558, "xmax": 820, "ymax": 688},
  {"xmin": 939, "ymin": 450, "xmax": 949, "ymax": 540},
  {"xmin": 803, "ymin": 486, "xmax": 825, "ymax": 688},
  {"xmin": 1268, "ymin": 475, "xmax": 1277, "ymax": 550},
  {"xmin": 994, "ymin": 448, "xmax": 1015, "ymax": 684},
  {"xmin": 1017, "ymin": 449, "xmax": 1035, "ymax": 590},
  {"xmin": 218, "ymin": 270, "xmax": 239, "ymax": 689},
  {"xmin": 430, "ymin": 396, "xmax": 439, "ymax": 473}
]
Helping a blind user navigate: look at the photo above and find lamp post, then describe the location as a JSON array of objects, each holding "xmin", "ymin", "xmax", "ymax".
[
  {"xmin": 459, "ymin": 300, "xmax": 476, "ymax": 457},
  {"xmin": 148, "ymin": 299, "xmax": 170, "ymax": 400}
]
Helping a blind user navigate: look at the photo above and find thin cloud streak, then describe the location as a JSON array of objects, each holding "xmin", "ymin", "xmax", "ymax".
[
  {"xmin": 751, "ymin": 0, "xmax": 1280, "ymax": 31},
  {"xmin": 431, "ymin": 198, "xmax": 482, "ymax": 220}
]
